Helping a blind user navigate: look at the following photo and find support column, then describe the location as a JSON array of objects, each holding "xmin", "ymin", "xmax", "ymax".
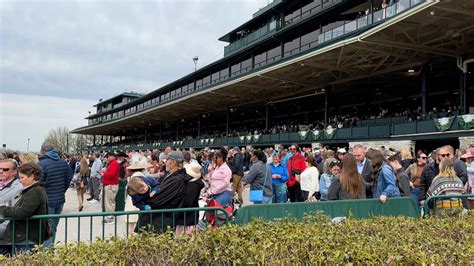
[
  {"xmin": 198, "ymin": 117, "xmax": 201, "ymax": 138},
  {"xmin": 176, "ymin": 121, "xmax": 179, "ymax": 140},
  {"xmin": 101, "ymin": 135, "xmax": 104, "ymax": 145},
  {"xmin": 145, "ymin": 127, "xmax": 148, "ymax": 143},
  {"xmin": 265, "ymin": 102, "xmax": 270, "ymax": 130},
  {"xmin": 93, "ymin": 135, "xmax": 96, "ymax": 146},
  {"xmin": 226, "ymin": 109, "xmax": 230, "ymax": 137},
  {"xmin": 459, "ymin": 71, "xmax": 467, "ymax": 115},
  {"xmin": 324, "ymin": 92, "xmax": 328, "ymax": 125},
  {"xmin": 159, "ymin": 125, "xmax": 162, "ymax": 141},
  {"xmin": 421, "ymin": 65, "xmax": 428, "ymax": 119}
]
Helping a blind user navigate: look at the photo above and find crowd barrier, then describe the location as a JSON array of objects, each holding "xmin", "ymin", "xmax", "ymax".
[
  {"xmin": 235, "ymin": 197, "xmax": 419, "ymax": 224},
  {"xmin": 1, "ymin": 194, "xmax": 472, "ymax": 255},
  {"xmin": 0, "ymin": 207, "xmax": 229, "ymax": 254}
]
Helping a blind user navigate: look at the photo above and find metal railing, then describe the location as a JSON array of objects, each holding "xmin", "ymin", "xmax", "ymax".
[
  {"xmin": 0, "ymin": 207, "xmax": 230, "ymax": 255},
  {"xmin": 422, "ymin": 194, "xmax": 473, "ymax": 217}
]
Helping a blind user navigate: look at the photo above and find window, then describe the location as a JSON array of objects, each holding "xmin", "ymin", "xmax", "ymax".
[
  {"xmin": 231, "ymin": 63, "xmax": 240, "ymax": 76},
  {"xmin": 301, "ymin": 30, "xmax": 318, "ymax": 51},
  {"xmin": 254, "ymin": 51, "xmax": 267, "ymax": 68},
  {"xmin": 267, "ymin": 46, "xmax": 281, "ymax": 62},
  {"xmin": 241, "ymin": 58, "xmax": 252, "ymax": 73},
  {"xmin": 211, "ymin": 71, "xmax": 220, "ymax": 83},
  {"xmin": 284, "ymin": 37, "xmax": 300, "ymax": 57}
]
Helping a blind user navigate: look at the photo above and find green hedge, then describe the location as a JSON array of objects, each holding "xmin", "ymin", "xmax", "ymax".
[{"xmin": 3, "ymin": 212, "xmax": 473, "ymax": 264}]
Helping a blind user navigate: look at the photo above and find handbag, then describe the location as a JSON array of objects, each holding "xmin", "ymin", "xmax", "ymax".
[{"xmin": 249, "ymin": 165, "xmax": 268, "ymax": 202}]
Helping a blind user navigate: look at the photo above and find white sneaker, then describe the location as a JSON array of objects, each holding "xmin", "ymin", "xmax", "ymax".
[
  {"xmin": 88, "ymin": 199, "xmax": 98, "ymax": 204},
  {"xmin": 103, "ymin": 219, "xmax": 115, "ymax": 225}
]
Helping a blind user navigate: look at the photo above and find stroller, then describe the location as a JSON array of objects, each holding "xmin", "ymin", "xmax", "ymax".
[{"xmin": 197, "ymin": 192, "xmax": 240, "ymax": 231}]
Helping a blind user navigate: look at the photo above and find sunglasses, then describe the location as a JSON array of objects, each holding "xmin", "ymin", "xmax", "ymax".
[
  {"xmin": 330, "ymin": 160, "xmax": 341, "ymax": 166},
  {"xmin": 0, "ymin": 168, "xmax": 10, "ymax": 172},
  {"xmin": 438, "ymin": 153, "xmax": 450, "ymax": 158},
  {"xmin": 289, "ymin": 148, "xmax": 296, "ymax": 151},
  {"xmin": 419, "ymin": 156, "xmax": 427, "ymax": 159}
]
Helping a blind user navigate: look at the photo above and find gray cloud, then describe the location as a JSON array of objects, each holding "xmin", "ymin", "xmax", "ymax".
[{"xmin": 1, "ymin": 0, "xmax": 270, "ymax": 100}]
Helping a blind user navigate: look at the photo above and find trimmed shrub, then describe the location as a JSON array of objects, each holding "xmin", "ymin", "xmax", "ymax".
[{"xmin": 2, "ymin": 212, "xmax": 473, "ymax": 264}]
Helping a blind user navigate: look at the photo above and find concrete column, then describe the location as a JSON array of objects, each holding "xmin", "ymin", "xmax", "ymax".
[
  {"xmin": 459, "ymin": 71, "xmax": 467, "ymax": 115},
  {"xmin": 421, "ymin": 65, "xmax": 428, "ymax": 119}
]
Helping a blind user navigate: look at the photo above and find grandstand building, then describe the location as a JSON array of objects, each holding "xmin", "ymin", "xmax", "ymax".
[{"xmin": 72, "ymin": 0, "xmax": 474, "ymax": 152}]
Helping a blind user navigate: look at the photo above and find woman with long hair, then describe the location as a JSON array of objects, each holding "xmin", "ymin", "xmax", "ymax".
[
  {"xmin": 371, "ymin": 150, "xmax": 400, "ymax": 203},
  {"xmin": 76, "ymin": 158, "xmax": 90, "ymax": 212},
  {"xmin": 328, "ymin": 154, "xmax": 365, "ymax": 200},
  {"xmin": 427, "ymin": 159, "xmax": 464, "ymax": 216},
  {"xmin": 405, "ymin": 150, "xmax": 427, "ymax": 204}
]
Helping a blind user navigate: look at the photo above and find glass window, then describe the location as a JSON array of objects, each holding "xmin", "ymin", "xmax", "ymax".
[
  {"xmin": 196, "ymin": 79, "xmax": 203, "ymax": 89},
  {"xmin": 211, "ymin": 71, "xmax": 220, "ymax": 83},
  {"xmin": 231, "ymin": 63, "xmax": 240, "ymax": 76},
  {"xmin": 301, "ymin": 29, "xmax": 318, "ymax": 50},
  {"xmin": 241, "ymin": 58, "xmax": 252, "ymax": 72},
  {"xmin": 267, "ymin": 46, "xmax": 281, "ymax": 62},
  {"xmin": 254, "ymin": 51, "xmax": 266, "ymax": 67},
  {"xmin": 220, "ymin": 69, "xmax": 228, "ymax": 79},
  {"xmin": 284, "ymin": 37, "xmax": 300, "ymax": 56}
]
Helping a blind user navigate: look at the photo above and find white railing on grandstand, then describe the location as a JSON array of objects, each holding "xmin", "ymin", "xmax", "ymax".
[{"xmin": 318, "ymin": 0, "xmax": 423, "ymax": 44}]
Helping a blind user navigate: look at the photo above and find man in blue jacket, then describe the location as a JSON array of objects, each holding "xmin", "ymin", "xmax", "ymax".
[{"xmin": 39, "ymin": 142, "xmax": 73, "ymax": 246}]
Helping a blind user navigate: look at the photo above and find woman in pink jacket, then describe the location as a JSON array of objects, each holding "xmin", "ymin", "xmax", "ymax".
[{"xmin": 203, "ymin": 148, "xmax": 233, "ymax": 206}]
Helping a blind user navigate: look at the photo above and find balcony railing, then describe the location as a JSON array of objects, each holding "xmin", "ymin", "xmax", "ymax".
[
  {"xmin": 83, "ymin": 116, "xmax": 471, "ymax": 151},
  {"xmin": 319, "ymin": 0, "xmax": 424, "ymax": 44}
]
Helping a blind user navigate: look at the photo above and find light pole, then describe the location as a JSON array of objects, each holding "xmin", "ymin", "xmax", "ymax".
[
  {"xmin": 193, "ymin": 56, "xmax": 199, "ymax": 71},
  {"xmin": 27, "ymin": 138, "xmax": 30, "ymax": 152}
]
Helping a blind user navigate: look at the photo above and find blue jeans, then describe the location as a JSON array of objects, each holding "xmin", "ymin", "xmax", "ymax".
[
  {"xmin": 213, "ymin": 191, "xmax": 233, "ymax": 206},
  {"xmin": 272, "ymin": 183, "xmax": 287, "ymax": 203},
  {"xmin": 43, "ymin": 204, "xmax": 64, "ymax": 247},
  {"xmin": 253, "ymin": 195, "xmax": 273, "ymax": 204},
  {"xmin": 411, "ymin": 188, "xmax": 420, "ymax": 206}
]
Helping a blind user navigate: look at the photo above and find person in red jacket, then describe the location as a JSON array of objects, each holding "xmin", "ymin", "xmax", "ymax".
[
  {"xmin": 101, "ymin": 152, "xmax": 120, "ymax": 224},
  {"xmin": 287, "ymin": 144, "xmax": 306, "ymax": 202}
]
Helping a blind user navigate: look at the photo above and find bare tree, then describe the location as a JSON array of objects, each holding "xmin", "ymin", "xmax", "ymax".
[{"xmin": 43, "ymin": 127, "xmax": 87, "ymax": 154}]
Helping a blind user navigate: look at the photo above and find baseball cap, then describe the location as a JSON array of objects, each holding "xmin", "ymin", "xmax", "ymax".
[{"xmin": 163, "ymin": 151, "xmax": 184, "ymax": 162}]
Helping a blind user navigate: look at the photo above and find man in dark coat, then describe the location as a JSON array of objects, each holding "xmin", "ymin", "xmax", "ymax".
[
  {"xmin": 140, "ymin": 151, "xmax": 190, "ymax": 234},
  {"xmin": 38, "ymin": 143, "xmax": 72, "ymax": 246},
  {"xmin": 228, "ymin": 146, "xmax": 244, "ymax": 204},
  {"xmin": 352, "ymin": 144, "xmax": 373, "ymax": 198}
]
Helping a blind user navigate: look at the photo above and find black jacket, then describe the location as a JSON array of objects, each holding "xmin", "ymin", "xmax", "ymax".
[
  {"xmin": 420, "ymin": 162, "xmax": 439, "ymax": 201},
  {"xmin": 228, "ymin": 152, "xmax": 244, "ymax": 177},
  {"xmin": 360, "ymin": 158, "xmax": 373, "ymax": 198},
  {"xmin": 327, "ymin": 176, "xmax": 366, "ymax": 200},
  {"xmin": 395, "ymin": 168, "xmax": 411, "ymax": 197},
  {"xmin": 0, "ymin": 183, "xmax": 48, "ymax": 244},
  {"xmin": 177, "ymin": 178, "xmax": 205, "ymax": 226},
  {"xmin": 141, "ymin": 169, "xmax": 190, "ymax": 233}
]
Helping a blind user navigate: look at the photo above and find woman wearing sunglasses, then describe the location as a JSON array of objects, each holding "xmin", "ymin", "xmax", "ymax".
[
  {"xmin": 319, "ymin": 159, "xmax": 341, "ymax": 200},
  {"xmin": 405, "ymin": 150, "xmax": 427, "ymax": 205}
]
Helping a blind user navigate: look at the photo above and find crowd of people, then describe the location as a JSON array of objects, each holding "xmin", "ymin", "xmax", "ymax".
[{"xmin": 0, "ymin": 141, "xmax": 473, "ymax": 253}]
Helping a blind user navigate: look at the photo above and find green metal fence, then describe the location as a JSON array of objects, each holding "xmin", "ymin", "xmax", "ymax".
[{"xmin": 0, "ymin": 207, "xmax": 229, "ymax": 255}]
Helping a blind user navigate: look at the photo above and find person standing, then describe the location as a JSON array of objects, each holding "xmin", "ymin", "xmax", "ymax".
[
  {"xmin": 352, "ymin": 144, "xmax": 373, "ymax": 198},
  {"xmin": 371, "ymin": 150, "xmax": 400, "ymax": 203},
  {"xmin": 0, "ymin": 159, "xmax": 23, "ymax": 237},
  {"xmin": 286, "ymin": 144, "xmax": 306, "ymax": 202},
  {"xmin": 328, "ymin": 154, "xmax": 366, "ymax": 200},
  {"xmin": 244, "ymin": 150, "xmax": 273, "ymax": 204},
  {"xmin": 76, "ymin": 158, "xmax": 90, "ymax": 212},
  {"xmin": 268, "ymin": 151, "xmax": 289, "ymax": 203},
  {"xmin": 0, "ymin": 162, "xmax": 48, "ymax": 254},
  {"xmin": 300, "ymin": 155, "xmax": 320, "ymax": 201},
  {"xmin": 102, "ymin": 152, "xmax": 120, "ymax": 224},
  {"xmin": 228, "ymin": 146, "xmax": 244, "ymax": 204},
  {"xmin": 88, "ymin": 153, "xmax": 103, "ymax": 203},
  {"xmin": 405, "ymin": 151, "xmax": 427, "ymax": 205},
  {"xmin": 39, "ymin": 142, "xmax": 73, "ymax": 246}
]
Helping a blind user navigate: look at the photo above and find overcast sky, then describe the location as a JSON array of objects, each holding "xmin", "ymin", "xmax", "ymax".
[{"xmin": 0, "ymin": 0, "xmax": 270, "ymax": 151}]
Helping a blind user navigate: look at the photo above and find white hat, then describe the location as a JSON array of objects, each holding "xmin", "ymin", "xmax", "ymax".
[
  {"xmin": 337, "ymin": 148, "xmax": 346, "ymax": 154},
  {"xmin": 131, "ymin": 171, "xmax": 144, "ymax": 178},
  {"xmin": 127, "ymin": 161, "xmax": 152, "ymax": 170},
  {"xmin": 184, "ymin": 162, "xmax": 202, "ymax": 180}
]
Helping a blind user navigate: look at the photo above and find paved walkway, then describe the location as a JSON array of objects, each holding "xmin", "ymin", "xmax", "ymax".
[{"xmin": 54, "ymin": 186, "xmax": 251, "ymax": 244}]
